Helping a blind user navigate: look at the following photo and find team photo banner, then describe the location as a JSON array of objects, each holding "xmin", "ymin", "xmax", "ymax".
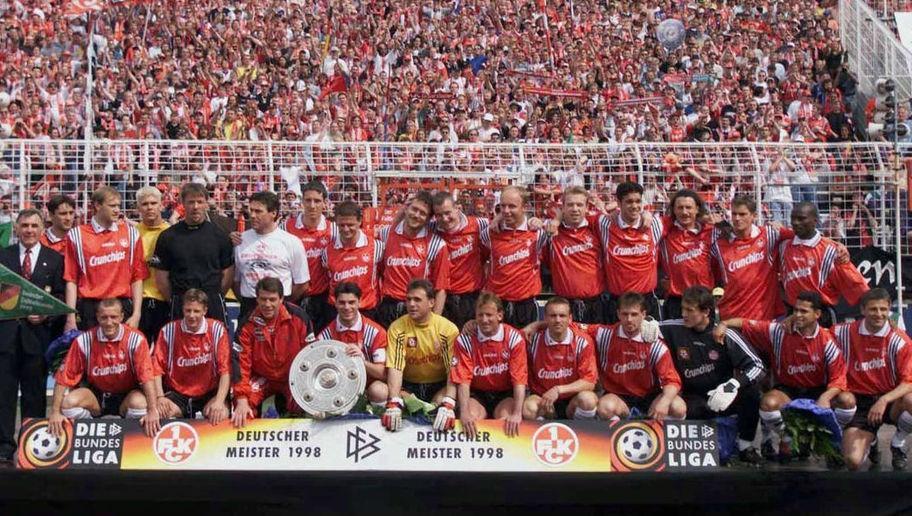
[{"xmin": 17, "ymin": 417, "xmax": 720, "ymax": 472}]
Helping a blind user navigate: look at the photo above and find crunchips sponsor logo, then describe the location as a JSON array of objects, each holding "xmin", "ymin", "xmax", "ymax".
[
  {"xmin": 672, "ymin": 244, "xmax": 704, "ymax": 264},
  {"xmin": 91, "ymin": 363, "xmax": 127, "ymax": 376},
  {"xmin": 386, "ymin": 256, "xmax": 422, "ymax": 267},
  {"xmin": 684, "ymin": 363, "xmax": 715, "ymax": 378},
  {"xmin": 612, "ymin": 244, "xmax": 649, "ymax": 257},
  {"xmin": 782, "ymin": 267, "xmax": 812, "ymax": 284},
  {"xmin": 727, "ymin": 251, "xmax": 764, "ymax": 272},
  {"xmin": 498, "ymin": 248, "xmax": 530, "ymax": 266},
  {"xmin": 786, "ymin": 363, "xmax": 817, "ymax": 375},
  {"xmin": 451, "ymin": 242, "xmax": 473, "ymax": 259},
  {"xmin": 177, "ymin": 354, "xmax": 212, "ymax": 368},
  {"xmin": 305, "ymin": 248, "xmax": 323, "ymax": 259},
  {"xmin": 334, "ymin": 266, "xmax": 368, "ymax": 281},
  {"xmin": 613, "ymin": 360, "xmax": 646, "ymax": 374},
  {"xmin": 473, "ymin": 362, "xmax": 509, "ymax": 377},
  {"xmin": 855, "ymin": 357, "xmax": 886, "ymax": 372},
  {"xmin": 537, "ymin": 367, "xmax": 574, "ymax": 380},
  {"xmin": 89, "ymin": 250, "xmax": 126, "ymax": 267},
  {"xmin": 561, "ymin": 238, "xmax": 594, "ymax": 257}
]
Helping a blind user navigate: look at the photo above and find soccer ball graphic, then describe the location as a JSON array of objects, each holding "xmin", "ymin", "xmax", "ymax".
[
  {"xmin": 619, "ymin": 428, "xmax": 654, "ymax": 463},
  {"xmin": 28, "ymin": 427, "xmax": 62, "ymax": 461}
]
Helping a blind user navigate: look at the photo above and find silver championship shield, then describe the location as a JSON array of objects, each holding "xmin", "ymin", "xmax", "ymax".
[{"xmin": 288, "ymin": 339, "xmax": 366, "ymax": 417}]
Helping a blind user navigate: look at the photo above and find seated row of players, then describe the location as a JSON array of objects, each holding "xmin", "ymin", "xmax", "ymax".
[{"xmin": 46, "ymin": 270, "xmax": 912, "ymax": 469}]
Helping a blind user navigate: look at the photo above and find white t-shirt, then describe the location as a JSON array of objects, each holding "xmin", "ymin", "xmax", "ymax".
[{"xmin": 234, "ymin": 227, "xmax": 310, "ymax": 298}]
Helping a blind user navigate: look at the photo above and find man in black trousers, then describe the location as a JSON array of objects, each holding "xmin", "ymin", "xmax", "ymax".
[{"xmin": 0, "ymin": 209, "xmax": 65, "ymax": 463}]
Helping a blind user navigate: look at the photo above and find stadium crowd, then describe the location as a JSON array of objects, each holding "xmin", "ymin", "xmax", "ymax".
[{"xmin": 1, "ymin": 177, "xmax": 909, "ymax": 474}]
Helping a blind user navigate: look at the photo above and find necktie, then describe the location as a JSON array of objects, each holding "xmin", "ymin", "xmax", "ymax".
[{"xmin": 22, "ymin": 248, "xmax": 32, "ymax": 281}]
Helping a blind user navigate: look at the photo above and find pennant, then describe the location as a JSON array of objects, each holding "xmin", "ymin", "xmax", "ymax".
[{"xmin": 0, "ymin": 263, "xmax": 75, "ymax": 320}]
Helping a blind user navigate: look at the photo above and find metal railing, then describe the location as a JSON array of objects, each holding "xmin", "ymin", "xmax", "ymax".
[{"xmin": 842, "ymin": 0, "xmax": 912, "ymax": 98}]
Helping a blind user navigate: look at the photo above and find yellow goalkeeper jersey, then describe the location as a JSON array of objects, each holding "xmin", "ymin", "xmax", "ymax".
[{"xmin": 386, "ymin": 313, "xmax": 459, "ymax": 384}]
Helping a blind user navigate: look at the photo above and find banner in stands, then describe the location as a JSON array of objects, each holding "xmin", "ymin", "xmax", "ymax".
[{"xmin": 16, "ymin": 417, "xmax": 720, "ymax": 472}]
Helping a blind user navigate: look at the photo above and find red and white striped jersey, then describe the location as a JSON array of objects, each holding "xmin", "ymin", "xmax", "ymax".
[
  {"xmin": 659, "ymin": 219, "xmax": 714, "ymax": 297},
  {"xmin": 579, "ymin": 322, "xmax": 681, "ymax": 398},
  {"xmin": 527, "ymin": 328, "xmax": 598, "ymax": 399},
  {"xmin": 379, "ymin": 222, "xmax": 449, "ymax": 300},
  {"xmin": 711, "ymin": 224, "xmax": 787, "ymax": 320},
  {"xmin": 545, "ymin": 220, "xmax": 605, "ymax": 299},
  {"xmin": 56, "ymin": 324, "xmax": 153, "ymax": 394},
  {"xmin": 741, "ymin": 320, "xmax": 847, "ymax": 390},
  {"xmin": 64, "ymin": 219, "xmax": 148, "ymax": 299},
  {"xmin": 778, "ymin": 231, "xmax": 869, "ymax": 308},
  {"xmin": 40, "ymin": 228, "xmax": 67, "ymax": 256},
  {"xmin": 834, "ymin": 320, "xmax": 912, "ymax": 396},
  {"xmin": 480, "ymin": 219, "xmax": 548, "ymax": 301},
  {"xmin": 317, "ymin": 314, "xmax": 387, "ymax": 364},
  {"xmin": 596, "ymin": 213, "xmax": 664, "ymax": 296},
  {"xmin": 281, "ymin": 214, "xmax": 335, "ymax": 296},
  {"xmin": 153, "ymin": 318, "xmax": 230, "ymax": 398},
  {"xmin": 450, "ymin": 324, "xmax": 528, "ymax": 392},
  {"xmin": 321, "ymin": 231, "xmax": 384, "ymax": 310},
  {"xmin": 434, "ymin": 215, "xmax": 488, "ymax": 295}
]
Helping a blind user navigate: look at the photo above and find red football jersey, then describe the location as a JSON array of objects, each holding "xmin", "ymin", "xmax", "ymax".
[
  {"xmin": 379, "ymin": 222, "xmax": 449, "ymax": 300},
  {"xmin": 153, "ymin": 318, "xmax": 230, "ymax": 398},
  {"xmin": 281, "ymin": 214, "xmax": 335, "ymax": 296},
  {"xmin": 834, "ymin": 320, "xmax": 912, "ymax": 396},
  {"xmin": 596, "ymin": 213, "xmax": 663, "ymax": 296},
  {"xmin": 64, "ymin": 219, "xmax": 148, "ymax": 299},
  {"xmin": 545, "ymin": 220, "xmax": 606, "ymax": 299},
  {"xmin": 527, "ymin": 328, "xmax": 598, "ymax": 399},
  {"xmin": 741, "ymin": 320, "xmax": 847, "ymax": 390},
  {"xmin": 317, "ymin": 314, "xmax": 388, "ymax": 364},
  {"xmin": 779, "ymin": 231, "xmax": 869, "ymax": 308},
  {"xmin": 363, "ymin": 206, "xmax": 399, "ymax": 239},
  {"xmin": 434, "ymin": 215, "xmax": 488, "ymax": 295},
  {"xmin": 450, "ymin": 324, "xmax": 528, "ymax": 392},
  {"xmin": 322, "ymin": 231, "xmax": 384, "ymax": 310},
  {"xmin": 56, "ymin": 324, "xmax": 153, "ymax": 394},
  {"xmin": 581, "ymin": 323, "xmax": 681, "ymax": 398},
  {"xmin": 40, "ymin": 228, "xmax": 67, "ymax": 256},
  {"xmin": 711, "ymin": 225, "xmax": 787, "ymax": 320},
  {"xmin": 480, "ymin": 220, "xmax": 548, "ymax": 301},
  {"xmin": 659, "ymin": 219, "xmax": 714, "ymax": 297}
]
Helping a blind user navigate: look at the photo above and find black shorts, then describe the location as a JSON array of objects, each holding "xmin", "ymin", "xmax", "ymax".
[
  {"xmin": 503, "ymin": 298, "xmax": 539, "ymax": 328},
  {"xmin": 472, "ymin": 390, "xmax": 512, "ymax": 416},
  {"xmin": 605, "ymin": 292, "xmax": 661, "ymax": 324},
  {"xmin": 847, "ymin": 394, "xmax": 898, "ymax": 434},
  {"xmin": 377, "ymin": 297, "xmax": 407, "ymax": 328},
  {"xmin": 443, "ymin": 291, "xmax": 479, "ymax": 331},
  {"xmin": 77, "ymin": 298, "xmax": 134, "ymax": 331},
  {"xmin": 620, "ymin": 392, "xmax": 661, "ymax": 417},
  {"xmin": 566, "ymin": 294, "xmax": 608, "ymax": 324},
  {"xmin": 164, "ymin": 391, "xmax": 216, "ymax": 418},
  {"xmin": 300, "ymin": 292, "xmax": 333, "ymax": 335},
  {"xmin": 772, "ymin": 384, "xmax": 827, "ymax": 402},
  {"xmin": 89, "ymin": 386, "xmax": 128, "ymax": 417},
  {"xmin": 139, "ymin": 297, "xmax": 171, "ymax": 344},
  {"xmin": 552, "ymin": 399, "xmax": 572, "ymax": 419},
  {"xmin": 403, "ymin": 380, "xmax": 446, "ymax": 404}
]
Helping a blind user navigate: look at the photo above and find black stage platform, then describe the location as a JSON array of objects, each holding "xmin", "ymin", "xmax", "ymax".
[{"xmin": 1, "ymin": 467, "xmax": 912, "ymax": 516}]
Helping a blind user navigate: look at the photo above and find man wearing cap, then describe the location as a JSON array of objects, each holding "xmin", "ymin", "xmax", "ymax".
[{"xmin": 479, "ymin": 113, "xmax": 500, "ymax": 142}]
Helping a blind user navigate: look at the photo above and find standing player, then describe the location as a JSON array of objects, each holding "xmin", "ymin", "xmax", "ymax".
[
  {"xmin": 48, "ymin": 299, "xmax": 160, "ymax": 436},
  {"xmin": 779, "ymin": 202, "xmax": 869, "ymax": 327},
  {"xmin": 597, "ymin": 182, "xmax": 664, "ymax": 321},
  {"xmin": 233, "ymin": 191, "xmax": 310, "ymax": 322},
  {"xmin": 835, "ymin": 288, "xmax": 912, "ymax": 470},
  {"xmin": 153, "ymin": 183, "xmax": 234, "ymax": 326},
  {"xmin": 377, "ymin": 192, "xmax": 449, "ymax": 327},
  {"xmin": 40, "ymin": 194, "xmax": 76, "ymax": 255},
  {"xmin": 316, "ymin": 282, "xmax": 389, "ymax": 409},
  {"xmin": 136, "ymin": 186, "xmax": 171, "ymax": 344},
  {"xmin": 659, "ymin": 190, "xmax": 715, "ymax": 320},
  {"xmin": 661, "ymin": 286, "xmax": 766, "ymax": 463},
  {"xmin": 720, "ymin": 291, "xmax": 855, "ymax": 459},
  {"xmin": 152, "ymin": 289, "xmax": 231, "ymax": 425},
  {"xmin": 322, "ymin": 201, "xmax": 384, "ymax": 320},
  {"xmin": 523, "ymin": 297, "xmax": 599, "ymax": 421},
  {"xmin": 431, "ymin": 192, "xmax": 489, "ymax": 330},
  {"xmin": 232, "ymin": 277, "xmax": 312, "ymax": 428},
  {"xmin": 481, "ymin": 185, "xmax": 548, "ymax": 328},
  {"xmin": 282, "ymin": 181, "xmax": 336, "ymax": 331},
  {"xmin": 710, "ymin": 196, "xmax": 789, "ymax": 321},
  {"xmin": 450, "ymin": 293, "xmax": 526, "ymax": 438},
  {"xmin": 585, "ymin": 293, "xmax": 686, "ymax": 422},
  {"xmin": 382, "ymin": 280, "xmax": 459, "ymax": 432},
  {"xmin": 63, "ymin": 186, "xmax": 147, "ymax": 331},
  {"xmin": 545, "ymin": 186, "xmax": 606, "ymax": 323}
]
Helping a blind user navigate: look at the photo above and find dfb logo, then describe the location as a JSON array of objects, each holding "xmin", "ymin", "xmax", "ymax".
[
  {"xmin": 153, "ymin": 422, "xmax": 199, "ymax": 465},
  {"xmin": 531, "ymin": 423, "xmax": 579, "ymax": 466},
  {"xmin": 346, "ymin": 426, "xmax": 381, "ymax": 463}
]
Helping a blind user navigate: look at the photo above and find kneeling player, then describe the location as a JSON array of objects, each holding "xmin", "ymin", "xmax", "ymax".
[
  {"xmin": 662, "ymin": 286, "xmax": 766, "ymax": 463},
  {"xmin": 721, "ymin": 291, "xmax": 854, "ymax": 459},
  {"xmin": 450, "ymin": 293, "xmax": 526, "ymax": 437},
  {"xmin": 586, "ymin": 293, "xmax": 686, "ymax": 422},
  {"xmin": 232, "ymin": 277, "xmax": 312, "ymax": 428},
  {"xmin": 153, "ymin": 289, "xmax": 231, "ymax": 424},
  {"xmin": 836, "ymin": 288, "xmax": 912, "ymax": 470},
  {"xmin": 523, "ymin": 297, "xmax": 599, "ymax": 420},
  {"xmin": 49, "ymin": 299, "xmax": 160, "ymax": 436},
  {"xmin": 317, "ymin": 282, "xmax": 389, "ymax": 409},
  {"xmin": 382, "ymin": 279, "xmax": 460, "ymax": 431}
]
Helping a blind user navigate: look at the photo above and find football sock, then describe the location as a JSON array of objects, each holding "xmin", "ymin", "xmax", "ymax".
[
  {"xmin": 835, "ymin": 407, "xmax": 856, "ymax": 427},
  {"xmin": 892, "ymin": 411, "xmax": 912, "ymax": 448},
  {"xmin": 61, "ymin": 407, "xmax": 91, "ymax": 419},
  {"xmin": 126, "ymin": 408, "xmax": 147, "ymax": 419},
  {"xmin": 572, "ymin": 407, "xmax": 597, "ymax": 420}
]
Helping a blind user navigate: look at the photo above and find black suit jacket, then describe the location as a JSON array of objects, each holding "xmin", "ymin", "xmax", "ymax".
[{"xmin": 0, "ymin": 244, "xmax": 66, "ymax": 355}]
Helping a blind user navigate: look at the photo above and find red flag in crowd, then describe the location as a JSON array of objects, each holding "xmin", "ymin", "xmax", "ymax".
[
  {"xmin": 320, "ymin": 75, "xmax": 348, "ymax": 100},
  {"xmin": 63, "ymin": 0, "xmax": 105, "ymax": 17}
]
